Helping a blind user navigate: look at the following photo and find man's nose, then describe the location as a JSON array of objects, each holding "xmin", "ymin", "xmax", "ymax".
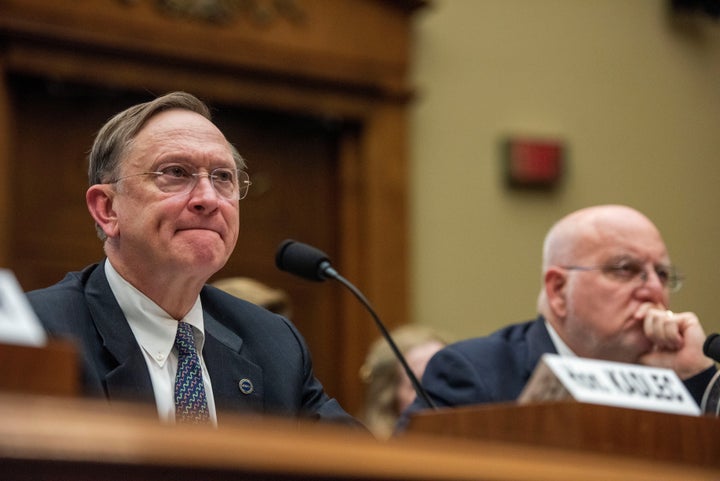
[
  {"xmin": 641, "ymin": 267, "xmax": 666, "ymax": 290},
  {"xmin": 192, "ymin": 173, "xmax": 219, "ymax": 195},
  {"xmin": 636, "ymin": 267, "xmax": 668, "ymax": 303},
  {"xmin": 189, "ymin": 174, "xmax": 221, "ymax": 208}
]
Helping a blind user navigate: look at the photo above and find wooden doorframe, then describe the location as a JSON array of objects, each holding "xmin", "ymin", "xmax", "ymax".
[{"xmin": 0, "ymin": 0, "xmax": 424, "ymax": 413}]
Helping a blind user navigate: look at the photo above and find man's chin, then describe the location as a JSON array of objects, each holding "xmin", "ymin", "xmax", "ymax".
[
  {"xmin": 176, "ymin": 228, "xmax": 224, "ymax": 241},
  {"xmin": 629, "ymin": 340, "xmax": 655, "ymax": 363},
  {"xmin": 171, "ymin": 246, "xmax": 228, "ymax": 272},
  {"xmin": 600, "ymin": 335, "xmax": 652, "ymax": 364}
]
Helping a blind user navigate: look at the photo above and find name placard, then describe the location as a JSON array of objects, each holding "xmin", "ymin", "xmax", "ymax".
[
  {"xmin": 0, "ymin": 269, "xmax": 47, "ymax": 347},
  {"xmin": 518, "ymin": 354, "xmax": 700, "ymax": 416}
]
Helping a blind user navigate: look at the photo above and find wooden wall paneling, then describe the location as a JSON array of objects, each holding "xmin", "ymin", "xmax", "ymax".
[
  {"xmin": 8, "ymin": 80, "xmax": 112, "ymax": 288},
  {"xmin": 335, "ymin": 101, "xmax": 411, "ymax": 412},
  {"xmin": 0, "ymin": 57, "xmax": 11, "ymax": 266},
  {"xmin": 0, "ymin": 0, "xmax": 419, "ymax": 95},
  {"xmin": 363, "ymin": 102, "xmax": 410, "ymax": 327},
  {"xmin": 1, "ymin": 41, "xmax": 384, "ymax": 121},
  {"xmin": 336, "ymin": 119, "xmax": 371, "ymax": 413}
]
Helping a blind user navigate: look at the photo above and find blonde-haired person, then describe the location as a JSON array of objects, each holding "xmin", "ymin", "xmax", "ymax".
[
  {"xmin": 360, "ymin": 324, "xmax": 447, "ymax": 439},
  {"xmin": 212, "ymin": 277, "xmax": 292, "ymax": 319}
]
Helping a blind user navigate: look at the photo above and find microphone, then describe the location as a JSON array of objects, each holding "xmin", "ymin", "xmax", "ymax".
[
  {"xmin": 703, "ymin": 333, "xmax": 720, "ymax": 363},
  {"xmin": 700, "ymin": 333, "xmax": 720, "ymax": 416},
  {"xmin": 275, "ymin": 238, "xmax": 338, "ymax": 282},
  {"xmin": 275, "ymin": 239, "xmax": 437, "ymax": 410}
]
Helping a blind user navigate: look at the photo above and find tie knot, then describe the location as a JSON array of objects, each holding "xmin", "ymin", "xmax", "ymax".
[{"xmin": 175, "ymin": 322, "xmax": 197, "ymax": 356}]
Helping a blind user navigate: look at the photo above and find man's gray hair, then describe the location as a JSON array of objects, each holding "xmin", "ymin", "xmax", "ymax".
[{"xmin": 88, "ymin": 91, "xmax": 244, "ymax": 186}]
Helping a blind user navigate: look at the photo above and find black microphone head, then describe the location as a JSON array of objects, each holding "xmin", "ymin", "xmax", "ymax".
[
  {"xmin": 275, "ymin": 239, "xmax": 334, "ymax": 282},
  {"xmin": 704, "ymin": 333, "xmax": 720, "ymax": 363}
]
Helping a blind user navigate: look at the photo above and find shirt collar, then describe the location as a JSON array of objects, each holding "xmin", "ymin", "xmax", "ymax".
[
  {"xmin": 544, "ymin": 318, "xmax": 576, "ymax": 357},
  {"xmin": 104, "ymin": 260, "xmax": 206, "ymax": 367}
]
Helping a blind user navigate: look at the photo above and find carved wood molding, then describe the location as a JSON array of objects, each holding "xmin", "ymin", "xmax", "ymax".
[
  {"xmin": 0, "ymin": 0, "xmax": 420, "ymax": 98},
  {"xmin": 117, "ymin": 0, "xmax": 306, "ymax": 27}
]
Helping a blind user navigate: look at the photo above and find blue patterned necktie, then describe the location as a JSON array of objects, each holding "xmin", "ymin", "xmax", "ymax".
[{"xmin": 174, "ymin": 321, "xmax": 210, "ymax": 424}]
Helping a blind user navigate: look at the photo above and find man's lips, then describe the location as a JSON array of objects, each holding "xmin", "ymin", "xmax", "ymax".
[{"xmin": 176, "ymin": 226, "xmax": 223, "ymax": 237}]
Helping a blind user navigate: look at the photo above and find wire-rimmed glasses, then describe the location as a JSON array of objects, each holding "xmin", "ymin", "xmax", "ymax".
[
  {"xmin": 108, "ymin": 164, "xmax": 251, "ymax": 201},
  {"xmin": 561, "ymin": 258, "xmax": 683, "ymax": 293}
]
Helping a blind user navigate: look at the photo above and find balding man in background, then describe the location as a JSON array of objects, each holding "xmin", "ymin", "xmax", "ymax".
[{"xmin": 400, "ymin": 204, "xmax": 716, "ymax": 425}]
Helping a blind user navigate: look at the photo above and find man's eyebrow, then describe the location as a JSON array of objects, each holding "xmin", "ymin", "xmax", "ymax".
[
  {"xmin": 151, "ymin": 154, "xmax": 191, "ymax": 165},
  {"xmin": 604, "ymin": 254, "xmax": 636, "ymax": 263}
]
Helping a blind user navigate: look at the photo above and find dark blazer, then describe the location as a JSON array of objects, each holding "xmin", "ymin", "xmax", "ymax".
[
  {"xmin": 399, "ymin": 315, "xmax": 715, "ymax": 429},
  {"xmin": 26, "ymin": 261, "xmax": 357, "ymax": 425}
]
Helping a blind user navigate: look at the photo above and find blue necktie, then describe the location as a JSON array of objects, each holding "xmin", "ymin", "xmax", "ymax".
[{"xmin": 174, "ymin": 321, "xmax": 210, "ymax": 424}]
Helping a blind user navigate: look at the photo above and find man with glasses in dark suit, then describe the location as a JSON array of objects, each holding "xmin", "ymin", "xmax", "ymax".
[
  {"xmin": 400, "ymin": 204, "xmax": 716, "ymax": 426},
  {"xmin": 27, "ymin": 92, "xmax": 358, "ymax": 427}
]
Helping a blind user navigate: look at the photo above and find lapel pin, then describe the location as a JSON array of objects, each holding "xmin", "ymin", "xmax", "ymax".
[{"xmin": 238, "ymin": 378, "xmax": 254, "ymax": 395}]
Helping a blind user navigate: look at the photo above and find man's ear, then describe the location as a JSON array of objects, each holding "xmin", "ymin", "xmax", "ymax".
[
  {"xmin": 86, "ymin": 185, "xmax": 119, "ymax": 238},
  {"xmin": 544, "ymin": 267, "xmax": 569, "ymax": 319}
]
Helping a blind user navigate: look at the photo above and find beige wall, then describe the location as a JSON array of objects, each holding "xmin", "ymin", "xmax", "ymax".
[{"xmin": 410, "ymin": 0, "xmax": 720, "ymax": 340}]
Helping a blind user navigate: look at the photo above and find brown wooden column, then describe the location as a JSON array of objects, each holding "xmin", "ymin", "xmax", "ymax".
[{"xmin": 0, "ymin": 53, "xmax": 12, "ymax": 268}]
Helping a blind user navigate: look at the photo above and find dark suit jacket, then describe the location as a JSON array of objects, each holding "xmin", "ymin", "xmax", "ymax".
[
  {"xmin": 399, "ymin": 315, "xmax": 716, "ymax": 429},
  {"xmin": 26, "ymin": 261, "xmax": 357, "ymax": 425}
]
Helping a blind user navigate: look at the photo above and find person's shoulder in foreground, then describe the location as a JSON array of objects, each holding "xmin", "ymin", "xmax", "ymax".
[{"xmin": 398, "ymin": 204, "xmax": 716, "ymax": 431}]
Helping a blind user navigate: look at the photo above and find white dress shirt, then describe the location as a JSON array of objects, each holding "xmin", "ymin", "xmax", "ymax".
[
  {"xmin": 104, "ymin": 261, "xmax": 217, "ymax": 424},
  {"xmin": 544, "ymin": 319, "xmax": 576, "ymax": 357}
]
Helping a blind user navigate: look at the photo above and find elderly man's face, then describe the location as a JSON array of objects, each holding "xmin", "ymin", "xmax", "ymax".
[
  {"xmin": 557, "ymin": 213, "xmax": 672, "ymax": 363},
  {"xmin": 107, "ymin": 109, "xmax": 240, "ymax": 283}
]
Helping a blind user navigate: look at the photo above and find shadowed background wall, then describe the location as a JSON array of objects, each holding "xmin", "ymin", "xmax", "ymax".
[{"xmin": 410, "ymin": 1, "xmax": 720, "ymax": 339}]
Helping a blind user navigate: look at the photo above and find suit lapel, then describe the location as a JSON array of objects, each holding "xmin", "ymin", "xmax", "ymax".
[
  {"xmin": 203, "ymin": 313, "xmax": 264, "ymax": 417},
  {"xmin": 84, "ymin": 262, "xmax": 154, "ymax": 403},
  {"xmin": 82, "ymin": 262, "xmax": 265, "ymax": 415}
]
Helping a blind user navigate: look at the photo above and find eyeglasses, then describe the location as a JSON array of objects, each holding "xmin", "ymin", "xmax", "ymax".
[
  {"xmin": 561, "ymin": 258, "xmax": 684, "ymax": 293},
  {"xmin": 108, "ymin": 164, "xmax": 251, "ymax": 201}
]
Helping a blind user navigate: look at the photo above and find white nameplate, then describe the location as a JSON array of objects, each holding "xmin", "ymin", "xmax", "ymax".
[
  {"xmin": 518, "ymin": 354, "xmax": 700, "ymax": 416},
  {"xmin": 0, "ymin": 269, "xmax": 47, "ymax": 347}
]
